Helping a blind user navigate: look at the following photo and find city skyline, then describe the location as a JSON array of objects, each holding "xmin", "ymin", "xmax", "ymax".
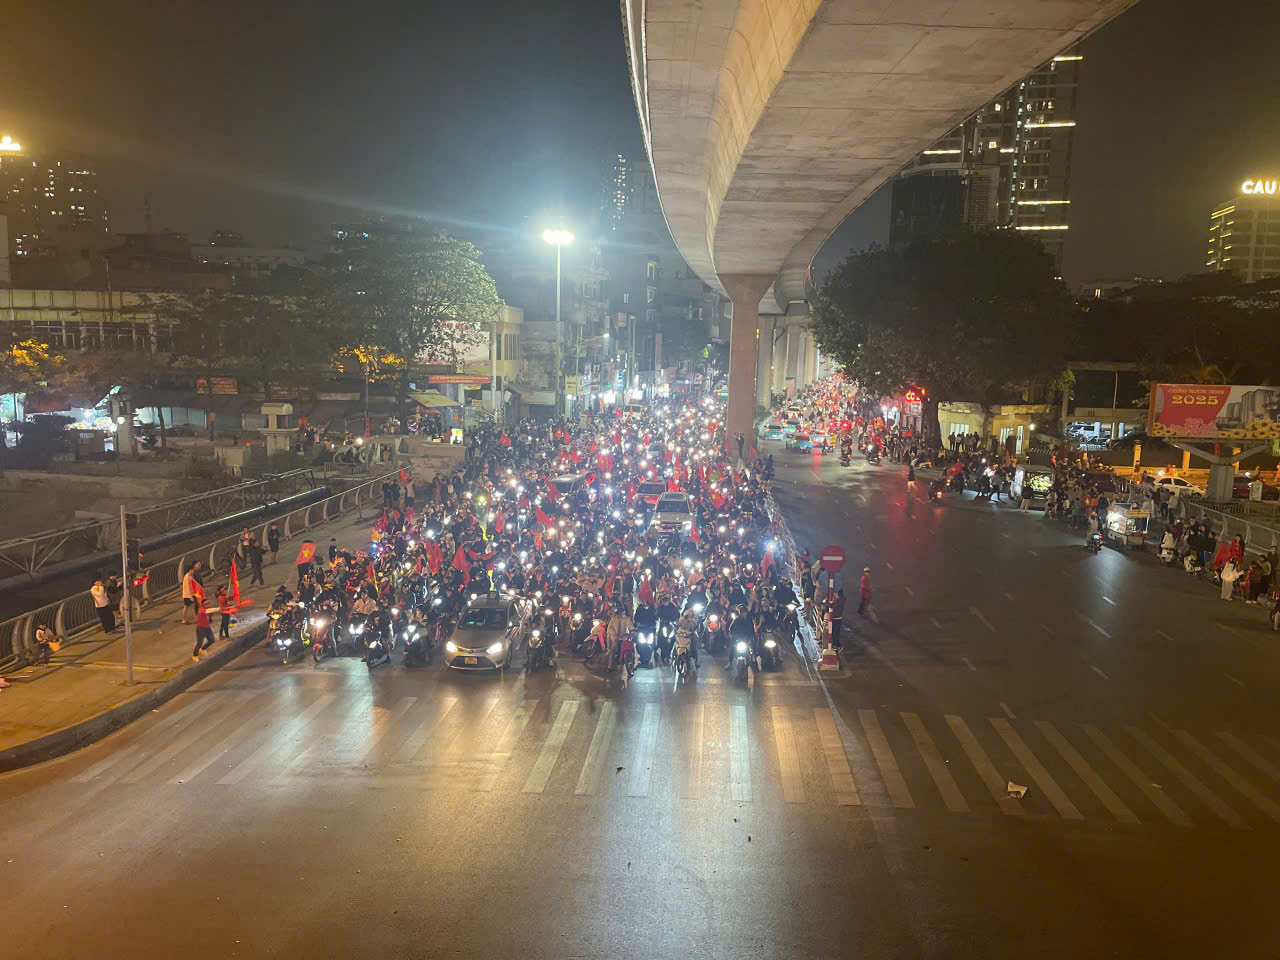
[{"xmin": 2, "ymin": 1, "xmax": 1279, "ymax": 286}]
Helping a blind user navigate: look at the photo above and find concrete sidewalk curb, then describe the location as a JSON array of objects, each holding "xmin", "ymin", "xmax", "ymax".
[{"xmin": 0, "ymin": 620, "xmax": 269, "ymax": 773}]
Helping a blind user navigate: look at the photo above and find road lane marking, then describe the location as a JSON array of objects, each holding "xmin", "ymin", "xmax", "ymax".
[
  {"xmin": 814, "ymin": 708, "xmax": 859, "ymax": 805},
  {"xmin": 1088, "ymin": 663, "xmax": 1110, "ymax": 681},
  {"xmin": 858, "ymin": 709, "xmax": 913, "ymax": 809},
  {"xmin": 991, "ymin": 718, "xmax": 1082, "ymax": 820},
  {"xmin": 885, "ymin": 561, "xmax": 894, "ymax": 570},
  {"xmin": 218, "ymin": 694, "xmax": 336, "ymax": 785},
  {"xmin": 1127, "ymin": 726, "xmax": 1247, "ymax": 829},
  {"xmin": 1003, "ymin": 592, "xmax": 1015, "ymax": 602},
  {"xmin": 961, "ymin": 657, "xmax": 977, "ymax": 672},
  {"xmin": 1083, "ymin": 725, "xmax": 1191, "ymax": 827},
  {"xmin": 1223, "ymin": 673, "xmax": 1246, "ymax": 689},
  {"xmin": 115, "ymin": 691, "xmax": 252, "ymax": 785},
  {"xmin": 574, "ymin": 702, "xmax": 617, "ymax": 796},
  {"xmin": 1156, "ymin": 629, "xmax": 1174, "ymax": 643},
  {"xmin": 522, "ymin": 700, "xmax": 580, "ymax": 794},
  {"xmin": 1028, "ymin": 550, "xmax": 1039, "ymax": 557},
  {"xmin": 1036, "ymin": 721, "xmax": 1138, "ymax": 824},
  {"xmin": 360, "ymin": 696, "xmax": 418, "ymax": 763},
  {"xmin": 283, "ymin": 691, "xmax": 376, "ymax": 774},
  {"xmin": 903, "ymin": 585, "xmax": 914, "ymax": 597},
  {"xmin": 477, "ymin": 700, "xmax": 536, "ymax": 792},
  {"xmin": 392, "ymin": 697, "xmax": 459, "ymax": 764},
  {"xmin": 1040, "ymin": 624, "xmax": 1055, "ymax": 638},
  {"xmin": 929, "ymin": 617, "xmax": 941, "ymax": 629},
  {"xmin": 1218, "ymin": 732, "xmax": 1280, "ymax": 782},
  {"xmin": 683, "ymin": 704, "xmax": 705, "ymax": 799},
  {"xmin": 72, "ymin": 693, "xmax": 227, "ymax": 783},
  {"xmin": 868, "ymin": 608, "xmax": 880, "ymax": 624},
  {"xmin": 1147, "ymin": 712, "xmax": 1171, "ymax": 731},
  {"xmin": 901, "ymin": 712, "xmax": 968, "ymax": 813},
  {"xmin": 1102, "ymin": 596, "xmax": 1117, "ymax": 606},
  {"xmin": 945, "ymin": 715, "xmax": 1022, "ymax": 816},
  {"xmin": 1174, "ymin": 730, "xmax": 1280, "ymax": 823},
  {"xmin": 999, "ymin": 702, "xmax": 1017, "ymax": 720},
  {"xmin": 169, "ymin": 701, "xmax": 288, "ymax": 784},
  {"xmin": 730, "ymin": 704, "xmax": 752, "ymax": 802},
  {"xmin": 771, "ymin": 707, "xmax": 806, "ymax": 803},
  {"xmin": 969, "ymin": 606, "xmax": 996, "ymax": 633},
  {"xmin": 1079, "ymin": 615, "xmax": 1111, "ymax": 639},
  {"xmin": 627, "ymin": 703, "xmax": 662, "ymax": 797}
]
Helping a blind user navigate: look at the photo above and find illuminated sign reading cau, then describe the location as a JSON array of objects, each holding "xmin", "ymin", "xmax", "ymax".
[{"xmin": 1241, "ymin": 178, "xmax": 1280, "ymax": 196}]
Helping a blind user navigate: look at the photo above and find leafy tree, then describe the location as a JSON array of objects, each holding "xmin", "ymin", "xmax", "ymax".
[
  {"xmin": 141, "ymin": 290, "xmax": 250, "ymax": 438},
  {"xmin": 315, "ymin": 223, "xmax": 503, "ymax": 432},
  {"xmin": 236, "ymin": 295, "xmax": 341, "ymax": 398},
  {"xmin": 810, "ymin": 231, "xmax": 1077, "ymax": 434},
  {"xmin": 0, "ymin": 332, "xmax": 62, "ymax": 413},
  {"xmin": 52, "ymin": 349, "xmax": 174, "ymax": 448}
]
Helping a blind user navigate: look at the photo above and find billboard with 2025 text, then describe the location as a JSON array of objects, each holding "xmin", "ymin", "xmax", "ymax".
[{"xmin": 1148, "ymin": 384, "xmax": 1280, "ymax": 440}]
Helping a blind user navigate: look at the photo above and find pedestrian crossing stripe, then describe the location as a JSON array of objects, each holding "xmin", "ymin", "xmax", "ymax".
[{"xmin": 66, "ymin": 690, "xmax": 1280, "ymax": 831}]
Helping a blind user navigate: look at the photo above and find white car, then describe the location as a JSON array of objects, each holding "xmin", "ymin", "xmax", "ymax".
[
  {"xmin": 1153, "ymin": 476, "xmax": 1204, "ymax": 498},
  {"xmin": 647, "ymin": 492, "xmax": 693, "ymax": 538}
]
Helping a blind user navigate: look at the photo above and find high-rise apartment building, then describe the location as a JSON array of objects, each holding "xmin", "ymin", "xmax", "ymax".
[
  {"xmin": 889, "ymin": 49, "xmax": 1081, "ymax": 269},
  {"xmin": 1205, "ymin": 178, "xmax": 1280, "ymax": 283},
  {"xmin": 0, "ymin": 134, "xmax": 110, "ymax": 261}
]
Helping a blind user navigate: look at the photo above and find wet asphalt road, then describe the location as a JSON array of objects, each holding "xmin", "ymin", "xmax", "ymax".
[{"xmin": 2, "ymin": 447, "xmax": 1278, "ymax": 959}]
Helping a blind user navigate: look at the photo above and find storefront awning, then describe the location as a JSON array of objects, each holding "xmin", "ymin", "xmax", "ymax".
[{"xmin": 409, "ymin": 391, "xmax": 459, "ymax": 408}]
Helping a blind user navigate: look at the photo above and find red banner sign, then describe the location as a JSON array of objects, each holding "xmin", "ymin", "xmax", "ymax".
[
  {"xmin": 1149, "ymin": 384, "xmax": 1280, "ymax": 440},
  {"xmin": 428, "ymin": 375, "xmax": 491, "ymax": 385}
]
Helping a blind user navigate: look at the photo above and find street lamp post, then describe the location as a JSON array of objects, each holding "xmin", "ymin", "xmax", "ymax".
[{"xmin": 542, "ymin": 229, "xmax": 574, "ymax": 418}]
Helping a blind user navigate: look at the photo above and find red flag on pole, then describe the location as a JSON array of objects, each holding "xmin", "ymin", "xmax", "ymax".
[
  {"xmin": 545, "ymin": 482, "xmax": 560, "ymax": 501},
  {"xmin": 495, "ymin": 509, "xmax": 506, "ymax": 534},
  {"xmin": 228, "ymin": 560, "xmax": 241, "ymax": 606},
  {"xmin": 535, "ymin": 505, "xmax": 553, "ymax": 527}
]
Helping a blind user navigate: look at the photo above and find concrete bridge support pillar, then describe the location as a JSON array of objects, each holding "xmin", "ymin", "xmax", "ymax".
[
  {"xmin": 721, "ymin": 274, "xmax": 773, "ymax": 457},
  {"xmin": 756, "ymin": 314, "xmax": 778, "ymax": 409}
]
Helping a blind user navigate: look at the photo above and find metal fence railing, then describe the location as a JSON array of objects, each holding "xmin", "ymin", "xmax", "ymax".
[
  {"xmin": 0, "ymin": 469, "xmax": 400, "ymax": 668},
  {"xmin": 1179, "ymin": 499, "xmax": 1280, "ymax": 557}
]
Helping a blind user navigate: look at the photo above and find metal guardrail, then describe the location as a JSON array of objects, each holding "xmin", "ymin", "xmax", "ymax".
[
  {"xmin": 0, "ymin": 469, "xmax": 400, "ymax": 668},
  {"xmin": 1179, "ymin": 499, "xmax": 1280, "ymax": 555},
  {"xmin": 0, "ymin": 468, "xmax": 323, "ymax": 578}
]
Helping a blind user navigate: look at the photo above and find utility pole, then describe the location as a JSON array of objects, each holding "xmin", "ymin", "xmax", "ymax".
[{"xmin": 119, "ymin": 505, "xmax": 134, "ymax": 685}]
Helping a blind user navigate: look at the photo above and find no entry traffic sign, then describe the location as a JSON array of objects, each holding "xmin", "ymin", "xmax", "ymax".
[{"xmin": 819, "ymin": 545, "xmax": 846, "ymax": 573}]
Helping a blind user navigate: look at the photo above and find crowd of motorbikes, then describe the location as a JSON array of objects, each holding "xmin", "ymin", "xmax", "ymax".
[{"xmin": 257, "ymin": 394, "xmax": 806, "ymax": 685}]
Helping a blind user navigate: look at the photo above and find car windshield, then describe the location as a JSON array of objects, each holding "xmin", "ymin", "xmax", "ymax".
[
  {"xmin": 460, "ymin": 608, "xmax": 508, "ymax": 629},
  {"xmin": 658, "ymin": 499, "xmax": 690, "ymax": 514},
  {"xmin": 638, "ymin": 482, "xmax": 665, "ymax": 496},
  {"xmin": 550, "ymin": 479, "xmax": 578, "ymax": 495}
]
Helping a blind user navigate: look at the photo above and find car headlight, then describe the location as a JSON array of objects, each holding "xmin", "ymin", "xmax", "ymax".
[
  {"xmin": 764, "ymin": 639, "xmax": 777, "ymax": 649},
  {"xmin": 487, "ymin": 642, "xmax": 503, "ymax": 656},
  {"xmin": 735, "ymin": 641, "xmax": 748, "ymax": 653},
  {"xmin": 445, "ymin": 640, "xmax": 457, "ymax": 653}
]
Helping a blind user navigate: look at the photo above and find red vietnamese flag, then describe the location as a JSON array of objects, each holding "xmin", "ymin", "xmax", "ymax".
[
  {"xmin": 570, "ymin": 448, "xmax": 582, "ymax": 464},
  {"xmin": 711, "ymin": 490, "xmax": 725, "ymax": 509},
  {"xmin": 229, "ymin": 559, "xmax": 242, "ymax": 607},
  {"xmin": 536, "ymin": 505, "xmax": 554, "ymax": 527},
  {"xmin": 494, "ymin": 509, "xmax": 506, "ymax": 534},
  {"xmin": 545, "ymin": 482, "xmax": 560, "ymax": 501},
  {"xmin": 668, "ymin": 479, "xmax": 680, "ymax": 492},
  {"xmin": 689, "ymin": 519, "xmax": 700, "ymax": 544},
  {"xmin": 452, "ymin": 545, "xmax": 473, "ymax": 585},
  {"xmin": 760, "ymin": 549, "xmax": 775, "ymax": 577},
  {"xmin": 425, "ymin": 541, "xmax": 443, "ymax": 574},
  {"xmin": 589, "ymin": 439, "xmax": 596, "ymax": 454},
  {"xmin": 399, "ymin": 467, "xmax": 410, "ymax": 486},
  {"xmin": 499, "ymin": 433, "xmax": 512, "ymax": 447}
]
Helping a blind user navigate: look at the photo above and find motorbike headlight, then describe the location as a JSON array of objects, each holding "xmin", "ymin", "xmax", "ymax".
[
  {"xmin": 391, "ymin": 608, "xmax": 399, "ymax": 616},
  {"xmin": 445, "ymin": 640, "xmax": 457, "ymax": 653},
  {"xmin": 284, "ymin": 638, "xmax": 293, "ymax": 646},
  {"xmin": 709, "ymin": 615, "xmax": 719, "ymax": 623},
  {"xmin": 735, "ymin": 641, "xmax": 748, "ymax": 654},
  {"xmin": 764, "ymin": 639, "xmax": 777, "ymax": 649},
  {"xmin": 532, "ymin": 629, "xmax": 541, "ymax": 638},
  {"xmin": 543, "ymin": 608, "xmax": 552, "ymax": 617},
  {"xmin": 693, "ymin": 603, "xmax": 704, "ymax": 613},
  {"xmin": 348, "ymin": 625, "xmax": 357, "ymax": 634},
  {"xmin": 432, "ymin": 598, "xmax": 442, "ymax": 607},
  {"xmin": 487, "ymin": 642, "xmax": 503, "ymax": 656},
  {"xmin": 573, "ymin": 613, "xmax": 582, "ymax": 622},
  {"xmin": 787, "ymin": 604, "xmax": 797, "ymax": 612}
]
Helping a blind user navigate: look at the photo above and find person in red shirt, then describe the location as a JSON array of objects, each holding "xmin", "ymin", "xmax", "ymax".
[{"xmin": 192, "ymin": 600, "xmax": 216, "ymax": 661}]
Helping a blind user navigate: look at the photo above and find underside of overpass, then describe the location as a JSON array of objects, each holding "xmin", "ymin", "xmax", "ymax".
[{"xmin": 621, "ymin": 0, "xmax": 1138, "ymax": 444}]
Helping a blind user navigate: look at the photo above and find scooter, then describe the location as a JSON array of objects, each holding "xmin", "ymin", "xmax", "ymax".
[
  {"xmin": 310, "ymin": 614, "xmax": 337, "ymax": 664},
  {"xmin": 634, "ymin": 629, "xmax": 657, "ymax": 667},
  {"xmin": 1087, "ymin": 531, "xmax": 1103, "ymax": 554},
  {"xmin": 928, "ymin": 479, "xmax": 945, "ymax": 503},
  {"xmin": 365, "ymin": 631, "xmax": 391, "ymax": 669},
  {"xmin": 672, "ymin": 630, "xmax": 696, "ymax": 681},
  {"xmin": 526, "ymin": 626, "xmax": 553, "ymax": 672},
  {"xmin": 758, "ymin": 629, "xmax": 782, "ymax": 670},
  {"xmin": 731, "ymin": 639, "xmax": 751, "ymax": 681},
  {"xmin": 402, "ymin": 623, "xmax": 430, "ymax": 666}
]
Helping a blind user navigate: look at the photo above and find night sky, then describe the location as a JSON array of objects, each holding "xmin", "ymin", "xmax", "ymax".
[{"xmin": 1, "ymin": 0, "xmax": 1276, "ymax": 284}]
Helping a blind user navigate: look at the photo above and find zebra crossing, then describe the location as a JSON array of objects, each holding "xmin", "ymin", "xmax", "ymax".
[{"xmin": 69, "ymin": 686, "xmax": 1280, "ymax": 830}]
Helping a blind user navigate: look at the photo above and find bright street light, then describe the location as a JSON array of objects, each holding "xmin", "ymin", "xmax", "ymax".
[{"xmin": 542, "ymin": 229, "xmax": 574, "ymax": 246}]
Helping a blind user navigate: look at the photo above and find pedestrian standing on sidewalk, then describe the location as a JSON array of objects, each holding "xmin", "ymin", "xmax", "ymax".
[
  {"xmin": 857, "ymin": 567, "xmax": 872, "ymax": 617},
  {"xmin": 736, "ymin": 432, "xmax": 745, "ymax": 462},
  {"xmin": 248, "ymin": 536, "xmax": 266, "ymax": 585},
  {"xmin": 192, "ymin": 599, "xmax": 216, "ymax": 660},
  {"xmin": 91, "ymin": 578, "xmax": 116, "ymax": 633},
  {"xmin": 267, "ymin": 523, "xmax": 281, "ymax": 563},
  {"xmin": 215, "ymin": 586, "xmax": 233, "ymax": 639},
  {"xmin": 181, "ymin": 561, "xmax": 203, "ymax": 624},
  {"xmin": 1220, "ymin": 557, "xmax": 1243, "ymax": 601}
]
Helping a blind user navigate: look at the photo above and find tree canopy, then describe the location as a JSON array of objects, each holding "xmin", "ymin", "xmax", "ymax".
[{"xmin": 810, "ymin": 231, "xmax": 1078, "ymax": 408}]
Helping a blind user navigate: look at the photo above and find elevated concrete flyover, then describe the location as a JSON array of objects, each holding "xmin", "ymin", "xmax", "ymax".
[{"xmin": 621, "ymin": 0, "xmax": 1138, "ymax": 443}]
